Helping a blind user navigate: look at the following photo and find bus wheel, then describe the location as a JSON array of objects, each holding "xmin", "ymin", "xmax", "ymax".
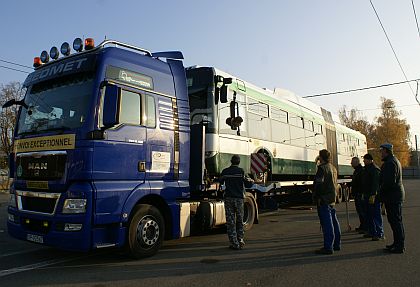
[
  {"xmin": 127, "ymin": 204, "xmax": 165, "ymax": 258},
  {"xmin": 243, "ymin": 193, "xmax": 256, "ymax": 231}
]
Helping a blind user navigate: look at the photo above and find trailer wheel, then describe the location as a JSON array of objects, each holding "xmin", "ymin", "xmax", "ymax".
[
  {"xmin": 243, "ymin": 193, "xmax": 256, "ymax": 231},
  {"xmin": 336, "ymin": 185, "xmax": 343, "ymax": 203},
  {"xmin": 342, "ymin": 186, "xmax": 350, "ymax": 202},
  {"xmin": 127, "ymin": 204, "xmax": 165, "ymax": 258}
]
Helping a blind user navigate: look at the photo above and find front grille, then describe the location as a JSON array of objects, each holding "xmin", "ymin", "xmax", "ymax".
[
  {"xmin": 16, "ymin": 151, "xmax": 67, "ymax": 180},
  {"xmin": 16, "ymin": 191, "xmax": 60, "ymax": 215}
]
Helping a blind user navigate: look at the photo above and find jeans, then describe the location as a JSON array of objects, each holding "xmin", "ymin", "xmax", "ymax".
[
  {"xmin": 318, "ymin": 204, "xmax": 341, "ymax": 250},
  {"xmin": 384, "ymin": 202, "xmax": 405, "ymax": 249},
  {"xmin": 367, "ymin": 200, "xmax": 384, "ymax": 238},
  {"xmin": 225, "ymin": 197, "xmax": 244, "ymax": 247},
  {"xmin": 355, "ymin": 194, "xmax": 368, "ymax": 230}
]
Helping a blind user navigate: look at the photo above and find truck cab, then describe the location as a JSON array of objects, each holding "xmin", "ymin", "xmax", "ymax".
[{"xmin": 7, "ymin": 39, "xmax": 193, "ymax": 257}]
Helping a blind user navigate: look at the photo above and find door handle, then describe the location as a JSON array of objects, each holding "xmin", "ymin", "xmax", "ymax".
[{"xmin": 138, "ymin": 161, "xmax": 146, "ymax": 172}]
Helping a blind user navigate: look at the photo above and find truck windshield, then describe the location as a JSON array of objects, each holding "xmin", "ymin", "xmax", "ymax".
[{"xmin": 17, "ymin": 73, "xmax": 94, "ymax": 135}]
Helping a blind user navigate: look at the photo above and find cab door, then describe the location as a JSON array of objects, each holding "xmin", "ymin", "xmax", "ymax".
[{"xmin": 93, "ymin": 86, "xmax": 148, "ymax": 224}]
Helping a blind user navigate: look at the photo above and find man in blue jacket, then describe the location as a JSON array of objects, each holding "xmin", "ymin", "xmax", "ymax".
[
  {"xmin": 219, "ymin": 155, "xmax": 254, "ymax": 250},
  {"xmin": 313, "ymin": 149, "xmax": 341, "ymax": 255},
  {"xmin": 378, "ymin": 143, "xmax": 405, "ymax": 254}
]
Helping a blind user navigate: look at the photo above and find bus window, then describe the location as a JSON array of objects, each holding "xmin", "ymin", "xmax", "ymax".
[
  {"xmin": 289, "ymin": 114, "xmax": 304, "ymax": 128},
  {"xmin": 271, "ymin": 107, "xmax": 288, "ymax": 123},
  {"xmin": 304, "ymin": 119, "xmax": 314, "ymax": 131},
  {"xmin": 248, "ymin": 98, "xmax": 268, "ymax": 118}
]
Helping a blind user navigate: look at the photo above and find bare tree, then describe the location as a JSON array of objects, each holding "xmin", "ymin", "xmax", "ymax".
[{"xmin": 0, "ymin": 82, "xmax": 25, "ymax": 168}]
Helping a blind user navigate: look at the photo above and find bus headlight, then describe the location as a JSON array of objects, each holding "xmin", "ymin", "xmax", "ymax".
[{"xmin": 62, "ymin": 199, "xmax": 87, "ymax": 214}]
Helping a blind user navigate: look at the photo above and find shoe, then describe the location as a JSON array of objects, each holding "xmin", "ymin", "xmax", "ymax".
[
  {"xmin": 358, "ymin": 230, "xmax": 367, "ymax": 234},
  {"xmin": 363, "ymin": 234, "xmax": 373, "ymax": 238},
  {"xmin": 239, "ymin": 239, "xmax": 245, "ymax": 249},
  {"xmin": 229, "ymin": 245, "xmax": 240, "ymax": 250},
  {"xmin": 389, "ymin": 247, "xmax": 405, "ymax": 254},
  {"xmin": 372, "ymin": 236, "xmax": 385, "ymax": 241},
  {"xmin": 333, "ymin": 246, "xmax": 341, "ymax": 251},
  {"xmin": 355, "ymin": 227, "xmax": 362, "ymax": 231},
  {"xmin": 385, "ymin": 244, "xmax": 395, "ymax": 250},
  {"xmin": 315, "ymin": 248, "xmax": 333, "ymax": 255}
]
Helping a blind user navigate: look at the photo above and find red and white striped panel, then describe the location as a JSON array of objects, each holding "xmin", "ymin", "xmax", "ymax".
[{"xmin": 251, "ymin": 153, "xmax": 267, "ymax": 174}]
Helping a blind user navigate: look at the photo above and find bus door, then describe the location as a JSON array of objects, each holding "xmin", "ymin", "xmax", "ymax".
[{"xmin": 321, "ymin": 108, "xmax": 338, "ymax": 172}]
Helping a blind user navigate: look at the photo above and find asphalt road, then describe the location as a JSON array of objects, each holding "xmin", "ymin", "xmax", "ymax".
[{"xmin": 0, "ymin": 180, "xmax": 419, "ymax": 287}]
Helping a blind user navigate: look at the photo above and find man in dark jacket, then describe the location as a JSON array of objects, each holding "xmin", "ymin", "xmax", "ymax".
[
  {"xmin": 350, "ymin": 157, "xmax": 366, "ymax": 233},
  {"xmin": 378, "ymin": 143, "xmax": 405, "ymax": 253},
  {"xmin": 313, "ymin": 149, "xmax": 341, "ymax": 255},
  {"xmin": 219, "ymin": 155, "xmax": 253, "ymax": 250},
  {"xmin": 362, "ymin": 153, "xmax": 384, "ymax": 241}
]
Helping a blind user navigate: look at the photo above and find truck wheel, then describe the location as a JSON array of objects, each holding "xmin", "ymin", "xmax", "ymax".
[
  {"xmin": 127, "ymin": 204, "xmax": 165, "ymax": 258},
  {"xmin": 243, "ymin": 193, "xmax": 256, "ymax": 231}
]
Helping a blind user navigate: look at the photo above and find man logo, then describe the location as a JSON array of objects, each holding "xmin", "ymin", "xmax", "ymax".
[{"xmin": 28, "ymin": 163, "xmax": 48, "ymax": 170}]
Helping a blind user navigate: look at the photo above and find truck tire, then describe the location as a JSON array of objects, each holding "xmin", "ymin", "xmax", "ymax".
[
  {"xmin": 243, "ymin": 193, "xmax": 256, "ymax": 231},
  {"xmin": 127, "ymin": 204, "xmax": 165, "ymax": 258}
]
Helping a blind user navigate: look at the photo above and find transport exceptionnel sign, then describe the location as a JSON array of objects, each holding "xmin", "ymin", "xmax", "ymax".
[{"xmin": 14, "ymin": 134, "xmax": 76, "ymax": 153}]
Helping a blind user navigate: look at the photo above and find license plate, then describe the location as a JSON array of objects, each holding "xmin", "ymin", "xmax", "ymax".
[{"xmin": 26, "ymin": 234, "xmax": 44, "ymax": 244}]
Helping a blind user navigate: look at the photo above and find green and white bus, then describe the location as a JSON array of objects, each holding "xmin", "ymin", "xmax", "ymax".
[{"xmin": 186, "ymin": 66, "xmax": 367, "ymax": 200}]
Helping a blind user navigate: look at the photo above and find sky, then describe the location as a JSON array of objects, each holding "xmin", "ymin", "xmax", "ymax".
[{"xmin": 0, "ymin": 0, "xmax": 419, "ymax": 149}]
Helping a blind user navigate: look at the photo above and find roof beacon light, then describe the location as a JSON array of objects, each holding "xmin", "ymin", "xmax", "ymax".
[
  {"xmin": 40, "ymin": 51, "xmax": 49, "ymax": 63},
  {"xmin": 60, "ymin": 42, "xmax": 71, "ymax": 56},
  {"xmin": 50, "ymin": 46, "xmax": 59, "ymax": 60},
  {"xmin": 33, "ymin": 57, "xmax": 42, "ymax": 68},
  {"xmin": 84, "ymin": 38, "xmax": 95, "ymax": 50},
  {"xmin": 73, "ymin": 38, "xmax": 83, "ymax": 52}
]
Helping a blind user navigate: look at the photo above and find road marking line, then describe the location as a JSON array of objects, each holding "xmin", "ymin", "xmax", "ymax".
[
  {"xmin": 0, "ymin": 248, "xmax": 41, "ymax": 258},
  {"xmin": 0, "ymin": 255, "xmax": 86, "ymax": 278}
]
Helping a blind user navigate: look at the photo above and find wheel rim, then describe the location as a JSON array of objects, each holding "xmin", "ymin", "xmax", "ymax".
[{"xmin": 136, "ymin": 215, "xmax": 160, "ymax": 248}]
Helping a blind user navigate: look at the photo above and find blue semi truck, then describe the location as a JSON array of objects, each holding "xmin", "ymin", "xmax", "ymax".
[
  {"xmin": 5, "ymin": 38, "xmax": 261, "ymax": 258},
  {"xmin": 5, "ymin": 38, "xmax": 365, "ymax": 258}
]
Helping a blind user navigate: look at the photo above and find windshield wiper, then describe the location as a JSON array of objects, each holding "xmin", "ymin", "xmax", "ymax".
[
  {"xmin": 42, "ymin": 126, "xmax": 72, "ymax": 134},
  {"xmin": 18, "ymin": 126, "xmax": 72, "ymax": 136}
]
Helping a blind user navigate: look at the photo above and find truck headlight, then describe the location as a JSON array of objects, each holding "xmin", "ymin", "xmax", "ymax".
[
  {"xmin": 9, "ymin": 193, "xmax": 17, "ymax": 208},
  {"xmin": 62, "ymin": 199, "xmax": 87, "ymax": 214}
]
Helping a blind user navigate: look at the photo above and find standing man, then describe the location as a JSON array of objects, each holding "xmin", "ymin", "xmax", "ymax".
[
  {"xmin": 219, "ymin": 155, "xmax": 253, "ymax": 250},
  {"xmin": 378, "ymin": 143, "xmax": 406, "ymax": 254},
  {"xmin": 350, "ymin": 157, "xmax": 366, "ymax": 234},
  {"xmin": 313, "ymin": 149, "xmax": 341, "ymax": 255},
  {"xmin": 362, "ymin": 153, "xmax": 384, "ymax": 241}
]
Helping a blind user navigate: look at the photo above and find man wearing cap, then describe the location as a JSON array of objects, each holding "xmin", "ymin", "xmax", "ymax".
[
  {"xmin": 313, "ymin": 149, "xmax": 341, "ymax": 255},
  {"xmin": 219, "ymin": 155, "xmax": 254, "ymax": 250},
  {"xmin": 362, "ymin": 153, "xmax": 384, "ymax": 241},
  {"xmin": 378, "ymin": 143, "xmax": 405, "ymax": 253}
]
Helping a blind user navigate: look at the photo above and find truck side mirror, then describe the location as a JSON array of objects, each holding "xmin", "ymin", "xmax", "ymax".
[
  {"xmin": 103, "ymin": 85, "xmax": 119, "ymax": 128},
  {"xmin": 220, "ymin": 85, "xmax": 228, "ymax": 103},
  {"xmin": 2, "ymin": 99, "xmax": 16, "ymax": 109}
]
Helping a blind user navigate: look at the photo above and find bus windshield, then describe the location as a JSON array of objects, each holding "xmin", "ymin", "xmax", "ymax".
[{"xmin": 17, "ymin": 73, "xmax": 94, "ymax": 135}]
